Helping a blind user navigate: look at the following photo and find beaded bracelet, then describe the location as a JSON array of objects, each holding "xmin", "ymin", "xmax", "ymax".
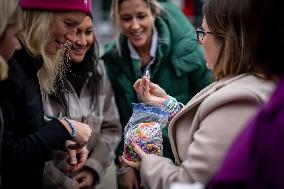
[
  {"xmin": 161, "ymin": 96, "xmax": 181, "ymax": 120},
  {"xmin": 63, "ymin": 117, "xmax": 76, "ymax": 141}
]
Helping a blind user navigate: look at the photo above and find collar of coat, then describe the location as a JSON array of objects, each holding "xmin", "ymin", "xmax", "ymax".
[
  {"xmin": 171, "ymin": 74, "xmax": 251, "ymax": 121},
  {"xmin": 168, "ymin": 73, "xmax": 253, "ymax": 164}
]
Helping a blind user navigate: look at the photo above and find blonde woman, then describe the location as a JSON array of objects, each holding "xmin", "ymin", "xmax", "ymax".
[
  {"xmin": 0, "ymin": 0, "xmax": 93, "ymax": 188},
  {"xmin": 101, "ymin": 0, "xmax": 212, "ymax": 188},
  {"xmin": 42, "ymin": 16, "xmax": 122, "ymax": 189},
  {"xmin": 122, "ymin": 0, "xmax": 275, "ymax": 188}
]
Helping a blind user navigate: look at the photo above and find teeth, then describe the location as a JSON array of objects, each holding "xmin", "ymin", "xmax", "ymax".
[
  {"xmin": 132, "ymin": 32, "xmax": 142, "ymax": 37},
  {"xmin": 73, "ymin": 48, "xmax": 84, "ymax": 53}
]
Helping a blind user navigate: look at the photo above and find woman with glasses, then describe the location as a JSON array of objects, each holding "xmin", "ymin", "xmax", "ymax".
[
  {"xmin": 101, "ymin": 0, "xmax": 212, "ymax": 188},
  {"xmin": 121, "ymin": 0, "xmax": 275, "ymax": 188},
  {"xmin": 207, "ymin": 0, "xmax": 284, "ymax": 188}
]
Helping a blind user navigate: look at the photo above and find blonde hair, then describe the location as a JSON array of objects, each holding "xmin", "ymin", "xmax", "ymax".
[
  {"xmin": 0, "ymin": 0, "xmax": 20, "ymax": 80},
  {"xmin": 110, "ymin": 0, "xmax": 162, "ymax": 54},
  {"xmin": 20, "ymin": 10, "xmax": 66, "ymax": 93}
]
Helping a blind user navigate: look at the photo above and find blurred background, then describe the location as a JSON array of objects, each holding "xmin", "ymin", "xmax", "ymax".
[{"xmin": 91, "ymin": 0, "xmax": 208, "ymax": 46}]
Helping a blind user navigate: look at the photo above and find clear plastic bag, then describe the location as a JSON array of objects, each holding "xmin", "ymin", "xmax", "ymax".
[{"xmin": 123, "ymin": 103, "xmax": 169, "ymax": 161}]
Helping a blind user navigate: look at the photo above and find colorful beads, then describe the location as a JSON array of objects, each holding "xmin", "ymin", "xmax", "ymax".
[
  {"xmin": 123, "ymin": 103, "xmax": 169, "ymax": 161},
  {"xmin": 124, "ymin": 122, "xmax": 163, "ymax": 161}
]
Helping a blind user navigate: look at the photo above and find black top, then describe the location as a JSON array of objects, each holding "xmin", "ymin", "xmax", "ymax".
[{"xmin": 0, "ymin": 48, "xmax": 71, "ymax": 189}]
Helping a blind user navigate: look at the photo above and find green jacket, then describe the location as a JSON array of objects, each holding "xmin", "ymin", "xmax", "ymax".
[{"xmin": 101, "ymin": 2, "xmax": 212, "ymax": 161}]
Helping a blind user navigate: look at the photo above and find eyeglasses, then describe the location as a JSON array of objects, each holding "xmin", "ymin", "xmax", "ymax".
[{"xmin": 196, "ymin": 27, "xmax": 214, "ymax": 43}]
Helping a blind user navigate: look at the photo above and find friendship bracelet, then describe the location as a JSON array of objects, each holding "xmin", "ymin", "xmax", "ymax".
[
  {"xmin": 161, "ymin": 96, "xmax": 181, "ymax": 120},
  {"xmin": 63, "ymin": 117, "xmax": 76, "ymax": 141}
]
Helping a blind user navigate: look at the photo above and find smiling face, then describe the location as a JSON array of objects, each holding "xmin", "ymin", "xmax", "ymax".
[
  {"xmin": 119, "ymin": 0, "xmax": 156, "ymax": 51},
  {"xmin": 46, "ymin": 11, "xmax": 86, "ymax": 55},
  {"xmin": 201, "ymin": 18, "xmax": 223, "ymax": 70},
  {"xmin": 0, "ymin": 11, "xmax": 22, "ymax": 61},
  {"xmin": 70, "ymin": 16, "xmax": 94, "ymax": 63}
]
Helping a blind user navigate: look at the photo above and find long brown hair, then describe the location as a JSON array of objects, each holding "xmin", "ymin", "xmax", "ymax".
[{"xmin": 203, "ymin": 0, "xmax": 256, "ymax": 80}]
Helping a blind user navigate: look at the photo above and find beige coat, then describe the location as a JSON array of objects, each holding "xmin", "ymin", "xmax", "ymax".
[{"xmin": 140, "ymin": 74, "xmax": 275, "ymax": 189}]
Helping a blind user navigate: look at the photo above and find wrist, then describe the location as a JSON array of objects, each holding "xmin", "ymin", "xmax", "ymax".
[
  {"xmin": 161, "ymin": 96, "xmax": 181, "ymax": 119},
  {"xmin": 62, "ymin": 117, "xmax": 76, "ymax": 141},
  {"xmin": 159, "ymin": 96, "xmax": 169, "ymax": 106},
  {"xmin": 116, "ymin": 161, "xmax": 127, "ymax": 169},
  {"xmin": 116, "ymin": 166, "xmax": 130, "ymax": 175}
]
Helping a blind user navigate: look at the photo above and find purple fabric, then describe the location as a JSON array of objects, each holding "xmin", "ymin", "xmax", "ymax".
[
  {"xmin": 207, "ymin": 76, "xmax": 284, "ymax": 189},
  {"xmin": 20, "ymin": 0, "xmax": 91, "ymax": 14}
]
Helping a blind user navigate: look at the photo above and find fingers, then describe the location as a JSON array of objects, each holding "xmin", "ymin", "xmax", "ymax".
[
  {"xmin": 68, "ymin": 150, "xmax": 77, "ymax": 166},
  {"xmin": 71, "ymin": 163, "xmax": 84, "ymax": 173},
  {"xmin": 79, "ymin": 147, "xmax": 89, "ymax": 162},
  {"xmin": 149, "ymin": 82, "xmax": 159, "ymax": 92},
  {"xmin": 67, "ymin": 143, "xmax": 84, "ymax": 150},
  {"xmin": 78, "ymin": 181, "xmax": 90, "ymax": 188},
  {"xmin": 120, "ymin": 142, "xmax": 145, "ymax": 170},
  {"xmin": 133, "ymin": 79, "xmax": 141, "ymax": 92},
  {"xmin": 77, "ymin": 175, "xmax": 92, "ymax": 188},
  {"xmin": 149, "ymin": 82, "xmax": 168, "ymax": 98},
  {"xmin": 135, "ymin": 76, "xmax": 166, "ymax": 103},
  {"xmin": 73, "ymin": 171, "xmax": 83, "ymax": 179},
  {"xmin": 138, "ymin": 77, "xmax": 145, "ymax": 98},
  {"xmin": 69, "ymin": 147, "xmax": 89, "ymax": 173},
  {"xmin": 121, "ymin": 156, "xmax": 141, "ymax": 170},
  {"xmin": 72, "ymin": 179, "xmax": 80, "ymax": 189},
  {"xmin": 73, "ymin": 170, "xmax": 94, "ymax": 188},
  {"xmin": 66, "ymin": 140, "xmax": 78, "ymax": 165},
  {"xmin": 137, "ymin": 76, "xmax": 150, "ymax": 101},
  {"xmin": 131, "ymin": 142, "xmax": 146, "ymax": 159},
  {"xmin": 143, "ymin": 77, "xmax": 150, "ymax": 100},
  {"xmin": 66, "ymin": 139, "xmax": 85, "ymax": 150},
  {"xmin": 73, "ymin": 172, "xmax": 84, "ymax": 183}
]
